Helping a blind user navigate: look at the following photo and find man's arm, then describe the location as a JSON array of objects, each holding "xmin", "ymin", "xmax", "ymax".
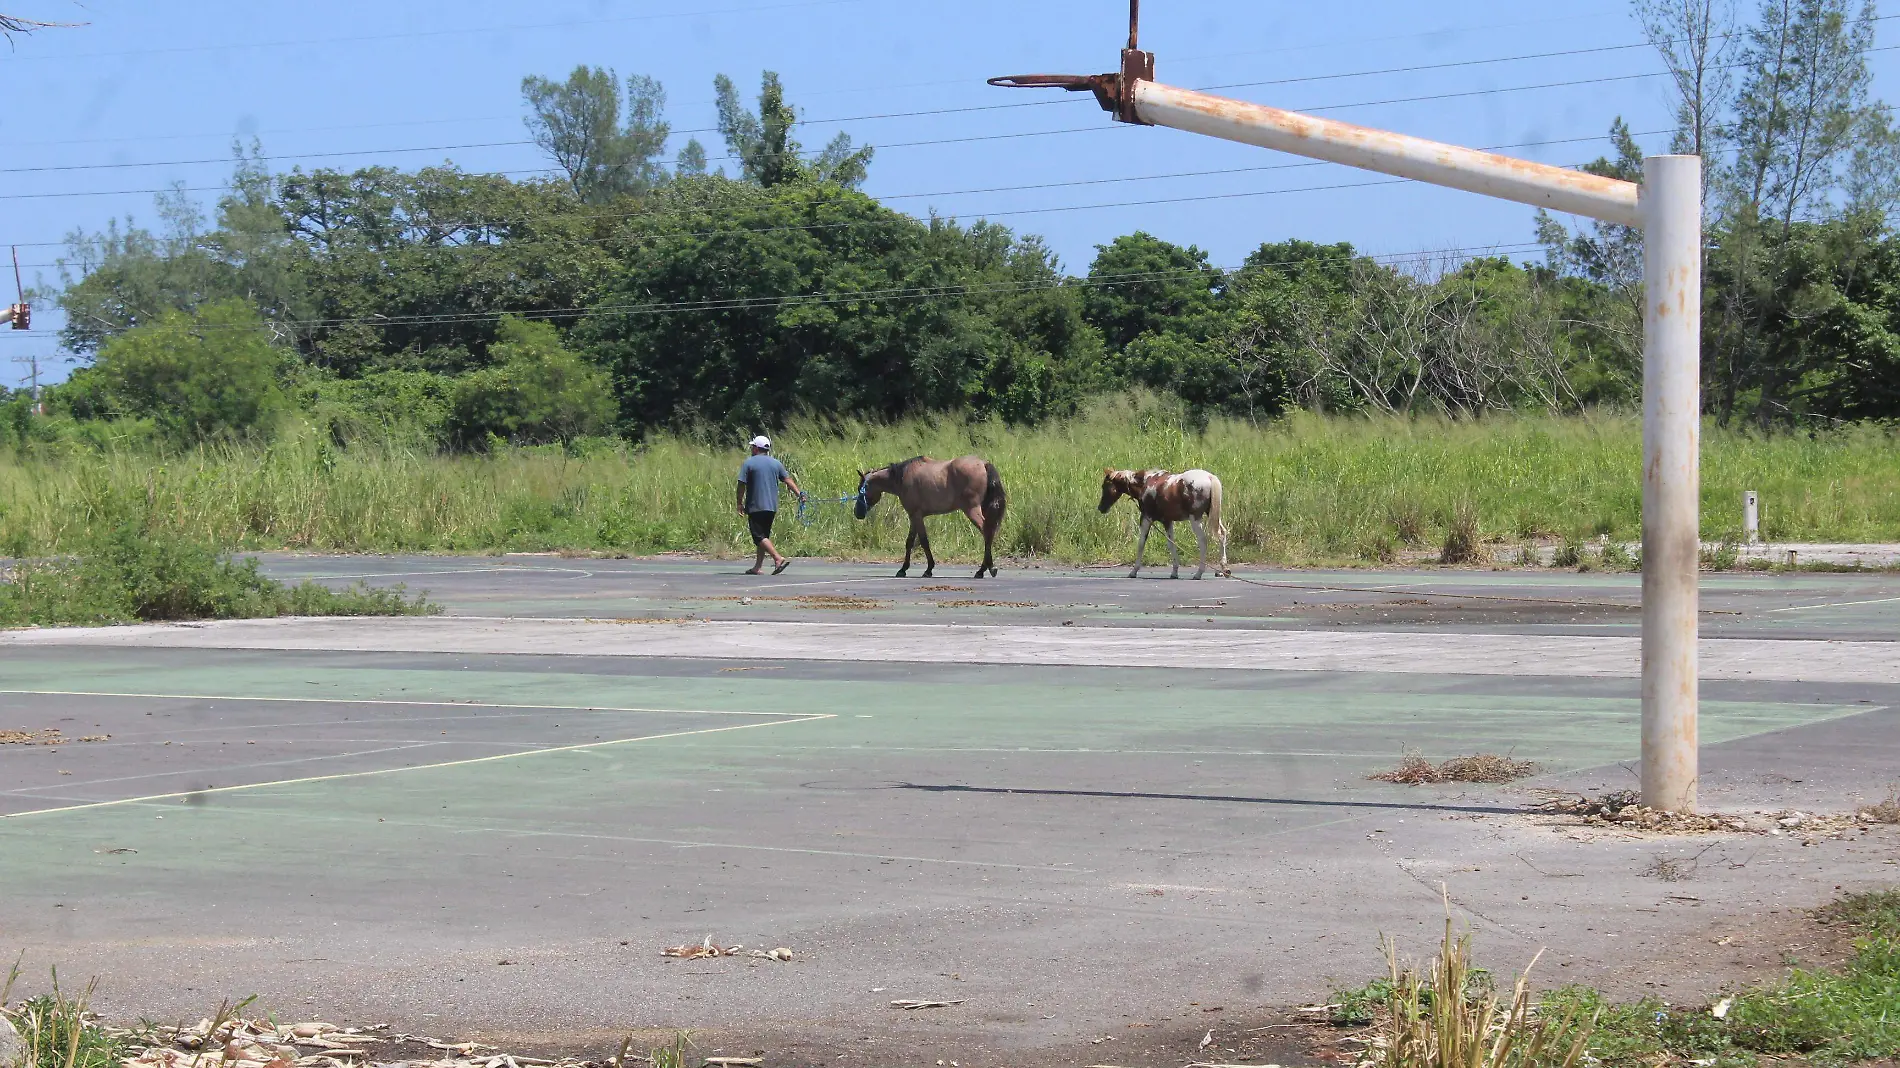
[
  {"xmin": 737, "ymin": 478, "xmax": 748, "ymax": 515},
  {"xmin": 781, "ymin": 469, "xmax": 803, "ymax": 498}
]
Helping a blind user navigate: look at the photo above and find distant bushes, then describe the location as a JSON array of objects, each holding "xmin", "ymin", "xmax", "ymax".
[
  {"xmin": 446, "ymin": 318, "xmax": 616, "ymax": 449},
  {"xmin": 1, "ymin": 520, "xmax": 436, "ymax": 626}
]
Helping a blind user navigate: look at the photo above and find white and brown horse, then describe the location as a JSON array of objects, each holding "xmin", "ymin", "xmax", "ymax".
[
  {"xmin": 857, "ymin": 456, "xmax": 1008, "ymax": 579},
  {"xmin": 1098, "ymin": 468, "xmax": 1229, "ymax": 579}
]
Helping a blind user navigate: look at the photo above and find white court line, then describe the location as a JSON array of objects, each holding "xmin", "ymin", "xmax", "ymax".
[
  {"xmin": 0, "ymin": 690, "xmax": 793, "ymax": 717},
  {"xmin": 0, "ymin": 714, "xmax": 833, "ymax": 820},
  {"xmin": 3, "ymin": 742, "xmax": 443, "ymax": 795},
  {"xmin": 1768, "ymin": 595, "xmax": 1900, "ymax": 614}
]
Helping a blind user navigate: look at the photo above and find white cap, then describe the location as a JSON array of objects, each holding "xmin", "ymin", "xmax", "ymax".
[{"xmin": 750, "ymin": 435, "xmax": 771, "ymax": 450}]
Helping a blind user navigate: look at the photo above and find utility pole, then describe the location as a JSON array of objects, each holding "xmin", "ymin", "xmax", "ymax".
[
  {"xmin": 994, "ymin": 3, "xmax": 1703, "ymax": 812},
  {"xmin": 6, "ymin": 245, "xmax": 37, "ymax": 414}
]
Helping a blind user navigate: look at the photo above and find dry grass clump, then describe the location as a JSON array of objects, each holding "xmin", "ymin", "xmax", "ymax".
[
  {"xmin": 0, "ymin": 729, "xmax": 108, "ymax": 746},
  {"xmin": 1858, "ymin": 789, "xmax": 1900, "ymax": 824},
  {"xmin": 1372, "ymin": 751, "xmax": 1539, "ymax": 785},
  {"xmin": 1363, "ymin": 907, "xmax": 1594, "ymax": 1068},
  {"xmin": 1438, "ymin": 501, "xmax": 1487, "ymax": 566}
]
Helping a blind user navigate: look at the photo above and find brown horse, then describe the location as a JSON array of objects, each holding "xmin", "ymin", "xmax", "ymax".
[
  {"xmin": 1098, "ymin": 468, "xmax": 1229, "ymax": 579},
  {"xmin": 856, "ymin": 456, "xmax": 1007, "ymax": 578}
]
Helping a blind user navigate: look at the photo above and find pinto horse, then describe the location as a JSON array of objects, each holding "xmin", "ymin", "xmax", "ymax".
[
  {"xmin": 1098, "ymin": 468, "xmax": 1229, "ymax": 579},
  {"xmin": 856, "ymin": 456, "xmax": 1007, "ymax": 579}
]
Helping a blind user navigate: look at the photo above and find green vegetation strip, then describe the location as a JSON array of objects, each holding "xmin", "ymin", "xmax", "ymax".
[
  {"xmin": 1336, "ymin": 889, "xmax": 1900, "ymax": 1067},
  {"xmin": 4, "ymin": 403, "xmax": 1897, "ymax": 564},
  {"xmin": 0, "ymin": 523, "xmax": 436, "ymax": 627}
]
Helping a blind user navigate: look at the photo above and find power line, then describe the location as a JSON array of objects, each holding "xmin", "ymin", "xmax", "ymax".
[
  {"xmin": 1, "ymin": 131, "xmax": 1672, "ymax": 264},
  {"xmin": 0, "ymin": 239, "xmax": 1552, "ymax": 342}
]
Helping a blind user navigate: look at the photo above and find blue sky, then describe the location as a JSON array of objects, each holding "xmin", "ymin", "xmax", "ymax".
[{"xmin": 2, "ymin": 0, "xmax": 1895, "ymax": 387}]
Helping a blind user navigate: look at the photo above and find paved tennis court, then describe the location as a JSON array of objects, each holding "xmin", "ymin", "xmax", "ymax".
[{"xmin": 2, "ymin": 558, "xmax": 1896, "ymax": 1060}]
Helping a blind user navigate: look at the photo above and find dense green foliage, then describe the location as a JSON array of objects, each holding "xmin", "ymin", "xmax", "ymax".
[
  {"xmin": 0, "ymin": 519, "xmax": 436, "ymax": 626},
  {"xmin": 1542, "ymin": 888, "xmax": 1900, "ymax": 1065},
  {"xmin": 7, "ymin": 2, "xmax": 1895, "ymax": 490}
]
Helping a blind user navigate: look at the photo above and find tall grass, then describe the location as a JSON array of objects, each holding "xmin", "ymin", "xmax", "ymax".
[{"xmin": 2, "ymin": 397, "xmax": 1896, "ymax": 564}]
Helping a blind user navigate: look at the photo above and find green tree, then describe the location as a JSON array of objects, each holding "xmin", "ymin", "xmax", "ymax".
[
  {"xmin": 521, "ymin": 67, "xmax": 673, "ymax": 204},
  {"xmin": 714, "ymin": 71, "xmax": 872, "ymax": 188},
  {"xmin": 447, "ymin": 316, "xmax": 615, "ymax": 448},
  {"xmin": 92, "ymin": 299, "xmax": 287, "ymax": 443},
  {"xmin": 577, "ymin": 178, "xmax": 1090, "ymax": 433}
]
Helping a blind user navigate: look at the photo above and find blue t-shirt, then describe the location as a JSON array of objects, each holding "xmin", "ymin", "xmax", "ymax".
[{"xmin": 738, "ymin": 454, "xmax": 788, "ymax": 514}]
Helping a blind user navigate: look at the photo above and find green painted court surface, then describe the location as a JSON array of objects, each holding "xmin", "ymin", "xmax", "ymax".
[{"xmin": 2, "ymin": 559, "xmax": 1896, "ymax": 1050}]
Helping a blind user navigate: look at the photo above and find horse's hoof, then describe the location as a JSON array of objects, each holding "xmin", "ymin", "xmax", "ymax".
[
  {"xmin": 895, "ymin": 569, "xmax": 909, "ymax": 578},
  {"xmin": 1127, "ymin": 571, "xmax": 1140, "ymax": 579},
  {"xmin": 922, "ymin": 570, "xmax": 935, "ymax": 579}
]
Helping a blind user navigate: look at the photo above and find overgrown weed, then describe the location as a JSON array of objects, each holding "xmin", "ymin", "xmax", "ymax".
[{"xmin": 4, "ymin": 405, "xmax": 1898, "ymax": 565}]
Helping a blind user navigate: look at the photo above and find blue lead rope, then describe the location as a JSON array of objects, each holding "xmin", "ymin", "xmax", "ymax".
[{"xmin": 796, "ymin": 489, "xmax": 863, "ymax": 526}]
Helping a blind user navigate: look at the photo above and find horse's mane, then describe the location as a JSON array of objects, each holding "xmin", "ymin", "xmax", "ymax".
[{"xmin": 885, "ymin": 456, "xmax": 928, "ymax": 483}]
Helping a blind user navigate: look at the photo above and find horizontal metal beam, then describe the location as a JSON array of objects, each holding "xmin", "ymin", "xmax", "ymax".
[{"xmin": 1132, "ymin": 81, "xmax": 1644, "ymax": 229}]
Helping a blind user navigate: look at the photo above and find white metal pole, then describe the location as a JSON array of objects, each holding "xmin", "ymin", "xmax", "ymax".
[
  {"xmin": 1640, "ymin": 155, "xmax": 1702, "ymax": 813},
  {"xmin": 1131, "ymin": 82, "xmax": 1645, "ymax": 227},
  {"xmin": 1743, "ymin": 491, "xmax": 1760, "ymax": 545}
]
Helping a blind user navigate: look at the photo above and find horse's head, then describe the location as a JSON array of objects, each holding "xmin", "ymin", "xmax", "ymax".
[
  {"xmin": 1099, "ymin": 468, "xmax": 1141, "ymax": 514},
  {"xmin": 853, "ymin": 469, "xmax": 879, "ymax": 520}
]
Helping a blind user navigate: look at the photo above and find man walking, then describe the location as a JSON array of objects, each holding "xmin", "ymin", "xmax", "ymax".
[{"xmin": 737, "ymin": 435, "xmax": 803, "ymax": 575}]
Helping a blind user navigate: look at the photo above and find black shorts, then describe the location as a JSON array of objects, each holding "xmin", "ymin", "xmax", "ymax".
[{"xmin": 747, "ymin": 510, "xmax": 777, "ymax": 545}]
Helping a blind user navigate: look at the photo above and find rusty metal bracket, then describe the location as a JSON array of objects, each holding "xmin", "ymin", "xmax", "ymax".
[{"xmin": 987, "ymin": 0, "xmax": 1153, "ymax": 125}]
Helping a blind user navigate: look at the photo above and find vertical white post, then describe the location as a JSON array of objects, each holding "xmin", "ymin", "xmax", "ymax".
[
  {"xmin": 1743, "ymin": 491, "xmax": 1760, "ymax": 545},
  {"xmin": 1641, "ymin": 155, "xmax": 1703, "ymax": 813}
]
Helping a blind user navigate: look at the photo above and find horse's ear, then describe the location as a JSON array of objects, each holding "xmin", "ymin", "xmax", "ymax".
[{"xmin": 1102, "ymin": 467, "xmax": 1113, "ymax": 478}]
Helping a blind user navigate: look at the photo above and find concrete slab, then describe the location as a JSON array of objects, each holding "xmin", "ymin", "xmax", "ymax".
[
  {"xmin": 2, "ymin": 557, "xmax": 1896, "ymax": 1060},
  {"xmin": 9, "ymin": 615, "xmax": 1900, "ymax": 685}
]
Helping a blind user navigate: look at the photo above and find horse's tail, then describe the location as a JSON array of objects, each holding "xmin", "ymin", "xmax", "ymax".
[
  {"xmin": 1207, "ymin": 473, "xmax": 1226, "ymax": 540},
  {"xmin": 982, "ymin": 462, "xmax": 1008, "ymax": 540},
  {"xmin": 1208, "ymin": 473, "xmax": 1229, "ymax": 574}
]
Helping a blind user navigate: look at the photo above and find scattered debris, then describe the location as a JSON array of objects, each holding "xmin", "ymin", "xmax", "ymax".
[
  {"xmin": 1533, "ymin": 791, "xmax": 1870, "ymax": 838},
  {"xmin": 1710, "ymin": 997, "xmax": 1733, "ymax": 1019},
  {"xmin": 889, "ymin": 999, "xmax": 964, "ymax": 1010},
  {"xmin": 658, "ymin": 937, "xmax": 791, "ymax": 961},
  {"xmin": 110, "ymin": 1018, "xmax": 607, "ymax": 1068},
  {"xmin": 702, "ymin": 1060, "xmax": 761, "ymax": 1067},
  {"xmin": 916, "ymin": 586, "xmax": 976, "ymax": 592},
  {"xmin": 1371, "ymin": 751, "xmax": 1538, "ymax": 785},
  {"xmin": 933, "ymin": 600, "xmax": 1038, "ymax": 609},
  {"xmin": 709, "ymin": 595, "xmax": 885, "ymax": 610},
  {"xmin": 0, "ymin": 729, "xmax": 109, "ymax": 746}
]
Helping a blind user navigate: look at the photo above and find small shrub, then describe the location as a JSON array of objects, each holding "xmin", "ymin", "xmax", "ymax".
[
  {"xmin": 1439, "ymin": 501, "xmax": 1485, "ymax": 565},
  {"xmin": 1389, "ymin": 499, "xmax": 1429, "ymax": 546},
  {"xmin": 1359, "ymin": 533, "xmax": 1398, "ymax": 564},
  {"xmin": 448, "ymin": 317, "xmax": 616, "ymax": 449},
  {"xmin": 92, "ymin": 300, "xmax": 288, "ymax": 445},
  {"xmin": 0, "ymin": 524, "xmax": 436, "ymax": 626},
  {"xmin": 1551, "ymin": 539, "xmax": 1585, "ymax": 569},
  {"xmin": 1364, "ymin": 912, "xmax": 1593, "ymax": 1068},
  {"xmin": 1599, "ymin": 542, "xmax": 1637, "ymax": 571},
  {"xmin": 1, "ymin": 970, "xmax": 125, "ymax": 1068},
  {"xmin": 1701, "ymin": 542, "xmax": 1741, "ymax": 571},
  {"xmin": 1512, "ymin": 545, "xmax": 1542, "ymax": 567},
  {"xmin": 1856, "ymin": 791, "xmax": 1900, "ymax": 825}
]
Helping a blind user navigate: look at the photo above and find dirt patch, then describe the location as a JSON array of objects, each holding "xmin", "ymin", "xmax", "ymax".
[
  {"xmin": 933, "ymin": 600, "xmax": 1039, "ymax": 609},
  {"xmin": 709, "ymin": 595, "xmax": 886, "ymax": 610},
  {"xmin": 600, "ymin": 617, "xmax": 704, "ymax": 625},
  {"xmin": 916, "ymin": 586, "xmax": 976, "ymax": 592},
  {"xmin": 0, "ymin": 729, "xmax": 109, "ymax": 746},
  {"xmin": 1370, "ymin": 751, "xmax": 1537, "ymax": 785}
]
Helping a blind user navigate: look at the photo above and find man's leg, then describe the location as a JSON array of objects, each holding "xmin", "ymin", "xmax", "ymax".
[{"xmin": 761, "ymin": 536, "xmax": 786, "ymax": 568}]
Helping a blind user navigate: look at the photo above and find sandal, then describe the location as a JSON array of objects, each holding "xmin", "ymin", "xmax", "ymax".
[{"xmin": 772, "ymin": 560, "xmax": 792, "ymax": 575}]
